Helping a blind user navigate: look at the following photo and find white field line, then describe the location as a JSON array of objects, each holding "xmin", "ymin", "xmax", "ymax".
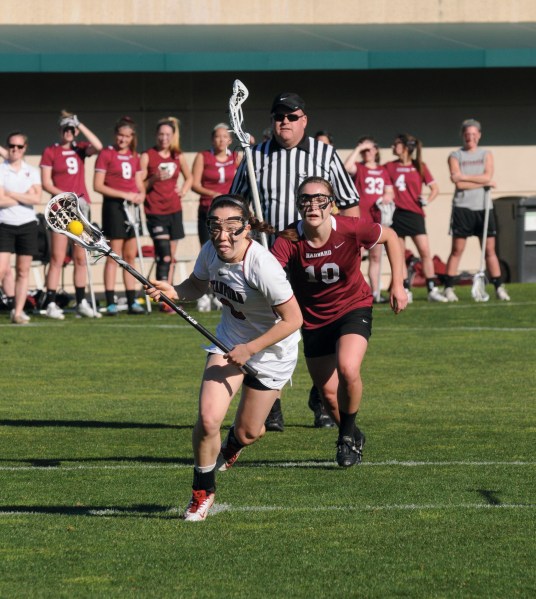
[
  {"xmin": 0, "ymin": 502, "xmax": 534, "ymax": 519},
  {"xmin": 1, "ymin": 460, "xmax": 535, "ymax": 472}
]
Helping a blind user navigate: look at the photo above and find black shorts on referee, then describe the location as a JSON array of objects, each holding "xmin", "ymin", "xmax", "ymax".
[
  {"xmin": 302, "ymin": 307, "xmax": 373, "ymax": 359},
  {"xmin": 450, "ymin": 206, "xmax": 497, "ymax": 239},
  {"xmin": 391, "ymin": 208, "xmax": 426, "ymax": 238}
]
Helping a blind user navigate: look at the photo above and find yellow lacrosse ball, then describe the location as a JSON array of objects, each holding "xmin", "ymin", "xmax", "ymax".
[{"xmin": 67, "ymin": 220, "xmax": 84, "ymax": 236}]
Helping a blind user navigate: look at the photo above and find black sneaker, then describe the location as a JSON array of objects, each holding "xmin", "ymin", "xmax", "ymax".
[
  {"xmin": 265, "ymin": 398, "xmax": 284, "ymax": 432},
  {"xmin": 336, "ymin": 431, "xmax": 366, "ymax": 468},
  {"xmin": 308, "ymin": 386, "xmax": 336, "ymax": 428}
]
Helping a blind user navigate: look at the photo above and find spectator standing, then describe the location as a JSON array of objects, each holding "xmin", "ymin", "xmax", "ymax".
[
  {"xmin": 94, "ymin": 116, "xmax": 145, "ymax": 315},
  {"xmin": 40, "ymin": 110, "xmax": 103, "ymax": 319},
  {"xmin": 230, "ymin": 91, "xmax": 360, "ymax": 431},
  {"xmin": 0, "ymin": 132, "xmax": 42, "ymax": 324},
  {"xmin": 140, "ymin": 117, "xmax": 192, "ymax": 297},
  {"xmin": 385, "ymin": 133, "xmax": 447, "ymax": 303},
  {"xmin": 345, "ymin": 136, "xmax": 394, "ymax": 301},
  {"xmin": 191, "ymin": 123, "xmax": 240, "ymax": 311},
  {"xmin": 443, "ymin": 119, "xmax": 510, "ymax": 302}
]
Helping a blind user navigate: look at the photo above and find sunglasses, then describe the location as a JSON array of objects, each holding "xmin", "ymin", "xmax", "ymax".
[
  {"xmin": 8, "ymin": 144, "xmax": 25, "ymax": 150},
  {"xmin": 63, "ymin": 126, "xmax": 76, "ymax": 134},
  {"xmin": 272, "ymin": 113, "xmax": 305, "ymax": 123}
]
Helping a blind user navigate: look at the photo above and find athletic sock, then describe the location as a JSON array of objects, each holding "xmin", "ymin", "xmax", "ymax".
[
  {"xmin": 126, "ymin": 289, "xmax": 136, "ymax": 307},
  {"xmin": 426, "ymin": 278, "xmax": 436, "ymax": 293},
  {"xmin": 46, "ymin": 290, "xmax": 57, "ymax": 305},
  {"xmin": 403, "ymin": 278, "xmax": 410, "ymax": 290},
  {"xmin": 226, "ymin": 426, "xmax": 245, "ymax": 452},
  {"xmin": 75, "ymin": 287, "xmax": 86, "ymax": 305},
  {"xmin": 444, "ymin": 275, "xmax": 455, "ymax": 288},
  {"xmin": 193, "ymin": 464, "xmax": 216, "ymax": 494},
  {"xmin": 490, "ymin": 277, "xmax": 502, "ymax": 290},
  {"xmin": 339, "ymin": 410, "xmax": 358, "ymax": 439},
  {"xmin": 6, "ymin": 296, "xmax": 14, "ymax": 310},
  {"xmin": 105, "ymin": 290, "xmax": 115, "ymax": 306}
]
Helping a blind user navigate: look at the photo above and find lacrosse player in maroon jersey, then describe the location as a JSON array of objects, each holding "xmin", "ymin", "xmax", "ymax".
[
  {"xmin": 191, "ymin": 123, "xmax": 241, "ymax": 312},
  {"xmin": 271, "ymin": 176, "xmax": 407, "ymax": 467},
  {"xmin": 140, "ymin": 117, "xmax": 192, "ymax": 295},
  {"xmin": 94, "ymin": 116, "xmax": 145, "ymax": 315},
  {"xmin": 40, "ymin": 111, "xmax": 103, "ymax": 319},
  {"xmin": 385, "ymin": 133, "xmax": 446, "ymax": 304},
  {"xmin": 344, "ymin": 136, "xmax": 394, "ymax": 302}
]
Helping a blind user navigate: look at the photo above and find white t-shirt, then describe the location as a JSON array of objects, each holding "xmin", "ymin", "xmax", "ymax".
[
  {"xmin": 193, "ymin": 238, "xmax": 301, "ymax": 360},
  {"xmin": 0, "ymin": 160, "xmax": 41, "ymax": 226}
]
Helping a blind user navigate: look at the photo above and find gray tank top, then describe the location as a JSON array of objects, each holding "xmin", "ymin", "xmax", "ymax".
[{"xmin": 450, "ymin": 147, "xmax": 490, "ymax": 210}]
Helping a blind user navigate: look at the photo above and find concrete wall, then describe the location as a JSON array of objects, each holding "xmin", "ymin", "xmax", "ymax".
[
  {"xmin": 25, "ymin": 144, "xmax": 532, "ymax": 294},
  {"xmin": 3, "ymin": 0, "xmax": 536, "ymax": 24}
]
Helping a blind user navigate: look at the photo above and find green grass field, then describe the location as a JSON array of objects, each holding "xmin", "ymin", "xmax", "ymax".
[{"xmin": 1, "ymin": 284, "xmax": 535, "ymax": 598}]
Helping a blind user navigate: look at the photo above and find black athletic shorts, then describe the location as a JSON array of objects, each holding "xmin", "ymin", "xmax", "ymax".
[
  {"xmin": 146, "ymin": 212, "xmax": 185, "ymax": 241},
  {"xmin": 392, "ymin": 208, "xmax": 426, "ymax": 238},
  {"xmin": 302, "ymin": 307, "xmax": 373, "ymax": 358},
  {"xmin": 101, "ymin": 198, "xmax": 140, "ymax": 240},
  {"xmin": 0, "ymin": 220, "xmax": 38, "ymax": 255},
  {"xmin": 450, "ymin": 206, "xmax": 497, "ymax": 239}
]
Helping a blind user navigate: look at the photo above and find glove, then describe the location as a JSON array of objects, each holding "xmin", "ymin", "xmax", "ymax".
[
  {"xmin": 59, "ymin": 115, "xmax": 80, "ymax": 129},
  {"xmin": 418, "ymin": 197, "xmax": 428, "ymax": 207}
]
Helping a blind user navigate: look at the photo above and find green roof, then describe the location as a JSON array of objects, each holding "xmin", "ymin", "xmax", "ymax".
[{"xmin": 1, "ymin": 23, "xmax": 536, "ymax": 72}]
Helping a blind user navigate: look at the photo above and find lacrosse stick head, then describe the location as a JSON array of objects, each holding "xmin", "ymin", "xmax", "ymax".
[
  {"xmin": 377, "ymin": 200, "xmax": 396, "ymax": 227},
  {"xmin": 45, "ymin": 192, "xmax": 110, "ymax": 253},
  {"xmin": 229, "ymin": 79, "xmax": 251, "ymax": 147},
  {"xmin": 471, "ymin": 272, "xmax": 490, "ymax": 302}
]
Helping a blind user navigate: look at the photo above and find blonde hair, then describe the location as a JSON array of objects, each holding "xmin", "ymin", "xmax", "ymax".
[{"xmin": 157, "ymin": 116, "xmax": 181, "ymax": 155}]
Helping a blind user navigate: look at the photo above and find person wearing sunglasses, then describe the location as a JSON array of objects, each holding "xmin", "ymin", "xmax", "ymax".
[
  {"xmin": 230, "ymin": 91, "xmax": 360, "ymax": 432},
  {"xmin": 271, "ymin": 176, "xmax": 407, "ymax": 467},
  {"xmin": 144, "ymin": 194, "xmax": 302, "ymax": 521},
  {"xmin": 40, "ymin": 110, "xmax": 103, "ymax": 320},
  {"xmin": 0, "ymin": 132, "xmax": 42, "ymax": 324}
]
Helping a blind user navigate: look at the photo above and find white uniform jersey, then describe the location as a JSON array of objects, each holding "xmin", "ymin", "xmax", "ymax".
[
  {"xmin": 0, "ymin": 161, "xmax": 40, "ymax": 226},
  {"xmin": 193, "ymin": 239, "xmax": 301, "ymax": 388}
]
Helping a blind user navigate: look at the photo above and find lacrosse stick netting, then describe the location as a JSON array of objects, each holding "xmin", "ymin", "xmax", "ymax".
[
  {"xmin": 44, "ymin": 192, "xmax": 258, "ymax": 377},
  {"xmin": 229, "ymin": 80, "xmax": 268, "ymax": 248}
]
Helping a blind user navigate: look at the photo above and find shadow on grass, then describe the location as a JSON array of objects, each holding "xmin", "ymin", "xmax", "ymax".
[
  {"xmin": 0, "ymin": 419, "xmax": 191, "ymax": 430},
  {"xmin": 0, "ymin": 456, "xmax": 193, "ymax": 467},
  {"xmin": 0, "ymin": 504, "xmax": 181, "ymax": 519}
]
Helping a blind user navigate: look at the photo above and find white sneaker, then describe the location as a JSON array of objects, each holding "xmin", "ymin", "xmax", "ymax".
[
  {"xmin": 211, "ymin": 295, "xmax": 222, "ymax": 311},
  {"xmin": 496, "ymin": 286, "xmax": 511, "ymax": 301},
  {"xmin": 443, "ymin": 287, "xmax": 459, "ymax": 302},
  {"xmin": 46, "ymin": 302, "xmax": 65, "ymax": 320},
  {"xmin": 197, "ymin": 294, "xmax": 211, "ymax": 312},
  {"xmin": 183, "ymin": 489, "xmax": 215, "ymax": 522},
  {"xmin": 10, "ymin": 309, "xmax": 30, "ymax": 324},
  {"xmin": 428, "ymin": 287, "xmax": 448, "ymax": 303},
  {"xmin": 405, "ymin": 289, "xmax": 413, "ymax": 304},
  {"xmin": 77, "ymin": 299, "xmax": 96, "ymax": 318}
]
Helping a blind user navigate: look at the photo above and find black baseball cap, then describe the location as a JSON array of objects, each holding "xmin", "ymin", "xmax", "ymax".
[{"xmin": 271, "ymin": 92, "xmax": 305, "ymax": 114}]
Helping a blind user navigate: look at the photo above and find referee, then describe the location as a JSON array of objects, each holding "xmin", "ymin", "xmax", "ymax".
[{"xmin": 230, "ymin": 91, "xmax": 360, "ymax": 431}]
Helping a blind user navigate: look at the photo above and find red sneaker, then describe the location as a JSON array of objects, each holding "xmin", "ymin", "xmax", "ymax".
[{"xmin": 183, "ymin": 489, "xmax": 215, "ymax": 521}]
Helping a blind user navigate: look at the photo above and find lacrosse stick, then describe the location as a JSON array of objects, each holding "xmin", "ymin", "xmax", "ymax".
[
  {"xmin": 471, "ymin": 188, "xmax": 491, "ymax": 302},
  {"xmin": 44, "ymin": 193, "xmax": 257, "ymax": 377},
  {"xmin": 85, "ymin": 249, "xmax": 101, "ymax": 318},
  {"xmin": 228, "ymin": 79, "xmax": 268, "ymax": 249},
  {"xmin": 123, "ymin": 202, "xmax": 152, "ymax": 313}
]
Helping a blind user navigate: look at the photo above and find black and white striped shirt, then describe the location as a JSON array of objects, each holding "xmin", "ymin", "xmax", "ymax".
[{"xmin": 230, "ymin": 136, "xmax": 359, "ymax": 232}]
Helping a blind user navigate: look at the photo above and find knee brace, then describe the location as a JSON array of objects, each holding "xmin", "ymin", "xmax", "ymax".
[{"xmin": 153, "ymin": 238, "xmax": 171, "ymax": 280}]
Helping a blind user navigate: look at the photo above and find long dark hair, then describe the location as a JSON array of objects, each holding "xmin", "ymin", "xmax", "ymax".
[
  {"xmin": 395, "ymin": 132, "xmax": 424, "ymax": 178},
  {"xmin": 114, "ymin": 116, "xmax": 138, "ymax": 153}
]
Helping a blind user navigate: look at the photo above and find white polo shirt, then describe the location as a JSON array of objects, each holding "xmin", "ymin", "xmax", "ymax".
[{"xmin": 0, "ymin": 160, "xmax": 41, "ymax": 226}]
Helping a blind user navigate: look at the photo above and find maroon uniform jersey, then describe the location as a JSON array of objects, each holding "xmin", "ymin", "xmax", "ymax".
[
  {"xmin": 40, "ymin": 142, "xmax": 92, "ymax": 201},
  {"xmin": 144, "ymin": 147, "xmax": 182, "ymax": 215},
  {"xmin": 271, "ymin": 215, "xmax": 381, "ymax": 329},
  {"xmin": 198, "ymin": 149, "xmax": 239, "ymax": 211},
  {"xmin": 385, "ymin": 160, "xmax": 434, "ymax": 216},
  {"xmin": 95, "ymin": 146, "xmax": 141, "ymax": 195},
  {"xmin": 352, "ymin": 163, "xmax": 392, "ymax": 224}
]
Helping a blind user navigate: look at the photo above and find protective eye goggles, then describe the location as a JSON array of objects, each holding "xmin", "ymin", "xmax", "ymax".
[
  {"xmin": 297, "ymin": 193, "xmax": 333, "ymax": 211},
  {"xmin": 206, "ymin": 216, "xmax": 248, "ymax": 237},
  {"xmin": 272, "ymin": 113, "xmax": 305, "ymax": 123}
]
